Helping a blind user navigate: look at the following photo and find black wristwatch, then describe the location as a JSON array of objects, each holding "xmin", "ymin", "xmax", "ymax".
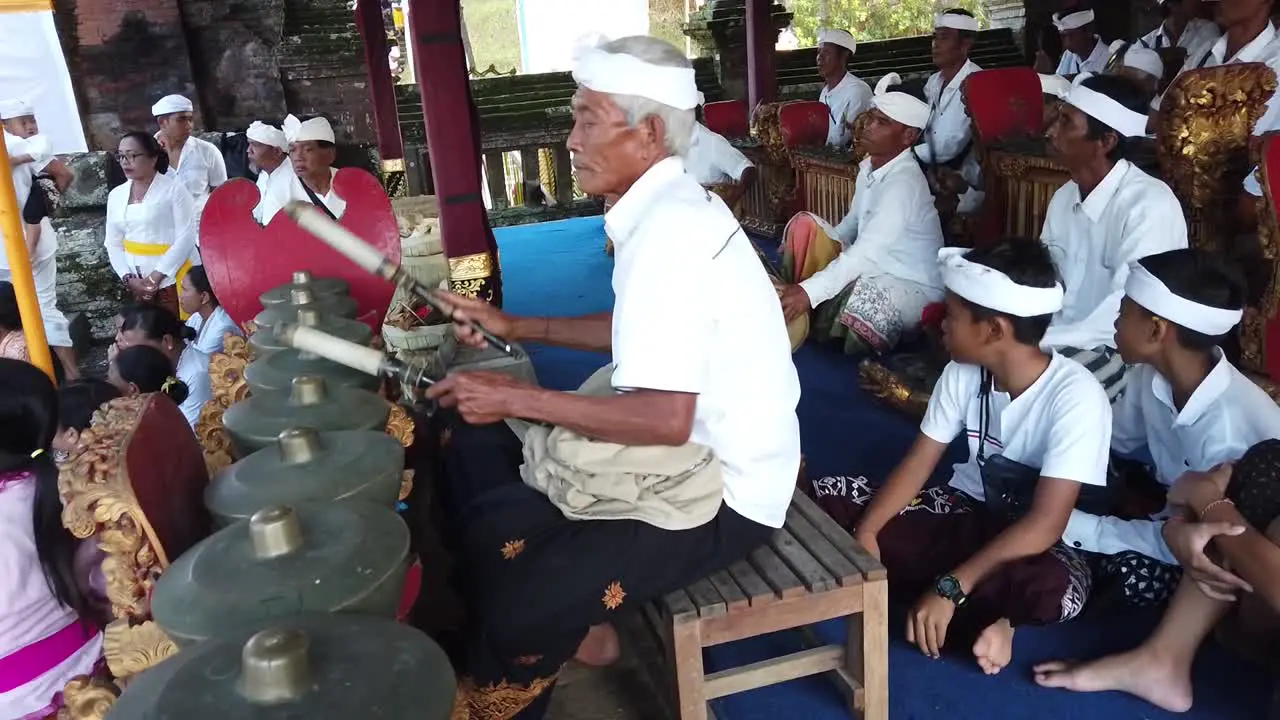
[{"xmin": 935, "ymin": 574, "xmax": 968, "ymax": 606}]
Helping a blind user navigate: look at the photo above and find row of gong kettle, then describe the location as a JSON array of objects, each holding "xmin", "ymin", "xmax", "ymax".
[{"xmin": 108, "ymin": 271, "xmax": 457, "ymax": 720}]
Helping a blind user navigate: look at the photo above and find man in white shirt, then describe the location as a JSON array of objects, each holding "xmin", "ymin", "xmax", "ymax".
[
  {"xmin": 815, "ymin": 28, "xmax": 873, "ymax": 149},
  {"xmin": 1054, "ymin": 9, "xmax": 1111, "ymax": 76},
  {"xmin": 915, "ymin": 9, "xmax": 985, "ymax": 215},
  {"xmin": 152, "ymin": 94, "xmax": 227, "ymax": 227},
  {"xmin": 684, "ymin": 122, "xmax": 757, "ymax": 210},
  {"xmin": 1040, "ymin": 73, "xmax": 1188, "ymax": 400},
  {"xmin": 810, "ymin": 239, "xmax": 1111, "ymax": 676},
  {"xmin": 776, "ymin": 74, "xmax": 944, "ymax": 356},
  {"xmin": 1035, "ymin": 248, "xmax": 1280, "ymax": 712},
  {"xmin": 419, "ymin": 35, "xmax": 801, "ymax": 714},
  {"xmin": 260, "ymin": 115, "xmax": 347, "ymax": 225},
  {"xmin": 0, "ymin": 98, "xmax": 78, "ymax": 377},
  {"xmin": 244, "ymin": 120, "xmax": 289, "ymax": 224},
  {"xmin": 1138, "ymin": 0, "xmax": 1221, "ymax": 73}
]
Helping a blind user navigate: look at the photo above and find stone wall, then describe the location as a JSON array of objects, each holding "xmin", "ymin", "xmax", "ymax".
[{"xmin": 50, "ymin": 152, "xmax": 126, "ymax": 342}]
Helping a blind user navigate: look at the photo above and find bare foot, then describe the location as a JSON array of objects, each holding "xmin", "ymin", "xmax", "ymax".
[
  {"xmin": 972, "ymin": 618, "xmax": 1015, "ymax": 675},
  {"xmin": 1032, "ymin": 649, "xmax": 1193, "ymax": 713},
  {"xmin": 573, "ymin": 623, "xmax": 621, "ymax": 667}
]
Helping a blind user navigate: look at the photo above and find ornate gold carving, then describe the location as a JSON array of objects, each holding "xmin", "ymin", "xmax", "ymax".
[
  {"xmin": 385, "ymin": 403, "xmax": 415, "ymax": 446},
  {"xmin": 102, "ymin": 620, "xmax": 178, "ymax": 680},
  {"xmin": 380, "ymin": 158, "xmax": 406, "ymax": 173},
  {"xmin": 995, "ymin": 156, "xmax": 1030, "ymax": 179},
  {"xmin": 448, "ymin": 252, "xmax": 495, "ymax": 281},
  {"xmin": 1241, "ymin": 306, "xmax": 1267, "ymax": 375},
  {"xmin": 453, "ymin": 675, "xmax": 559, "ymax": 720},
  {"xmin": 857, "ymin": 359, "xmax": 932, "ymax": 420},
  {"xmin": 399, "ymin": 470, "xmax": 414, "ymax": 502},
  {"xmin": 450, "ymin": 277, "xmax": 489, "ymax": 302},
  {"xmin": 58, "ymin": 675, "xmax": 121, "ymax": 720},
  {"xmin": 1245, "ymin": 133, "xmax": 1280, "ymax": 379},
  {"xmin": 196, "ymin": 333, "xmax": 253, "ymax": 473}
]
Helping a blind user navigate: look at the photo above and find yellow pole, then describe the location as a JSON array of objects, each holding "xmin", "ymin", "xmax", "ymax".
[{"xmin": 0, "ymin": 132, "xmax": 56, "ymax": 383}]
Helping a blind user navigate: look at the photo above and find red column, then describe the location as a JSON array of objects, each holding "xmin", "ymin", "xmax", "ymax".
[
  {"xmin": 745, "ymin": 0, "xmax": 777, "ymax": 113},
  {"xmin": 355, "ymin": 0, "xmax": 406, "ymax": 173},
  {"xmin": 404, "ymin": 0, "xmax": 502, "ymax": 306}
]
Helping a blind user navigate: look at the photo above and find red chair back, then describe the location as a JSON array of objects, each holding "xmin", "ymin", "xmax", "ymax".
[
  {"xmin": 963, "ymin": 67, "xmax": 1044, "ymax": 144},
  {"xmin": 199, "ymin": 169, "xmax": 401, "ymax": 329},
  {"xmin": 778, "ymin": 101, "xmax": 830, "ymax": 149},
  {"xmin": 703, "ymin": 100, "xmax": 749, "ymax": 139}
]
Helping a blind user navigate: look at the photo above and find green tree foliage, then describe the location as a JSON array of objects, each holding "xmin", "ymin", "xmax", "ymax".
[{"xmin": 787, "ymin": 0, "xmax": 988, "ymax": 44}]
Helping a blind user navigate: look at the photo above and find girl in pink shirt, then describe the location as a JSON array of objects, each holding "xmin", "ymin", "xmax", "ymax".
[{"xmin": 0, "ymin": 359, "xmax": 103, "ymax": 719}]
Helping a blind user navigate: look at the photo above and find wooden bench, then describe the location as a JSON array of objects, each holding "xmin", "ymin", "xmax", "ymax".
[{"xmin": 645, "ymin": 490, "xmax": 888, "ymax": 720}]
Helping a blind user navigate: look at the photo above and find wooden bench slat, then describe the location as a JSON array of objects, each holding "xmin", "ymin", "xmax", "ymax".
[
  {"xmin": 791, "ymin": 491, "xmax": 888, "ymax": 581},
  {"xmin": 747, "ymin": 545, "xmax": 806, "ymax": 599},
  {"xmin": 686, "ymin": 578, "xmax": 728, "ymax": 619},
  {"xmin": 769, "ymin": 528, "xmax": 837, "ymax": 593},
  {"xmin": 663, "ymin": 588, "xmax": 700, "ymax": 624},
  {"xmin": 784, "ymin": 505, "xmax": 862, "ymax": 587},
  {"xmin": 707, "ymin": 570, "xmax": 750, "ymax": 613},
  {"xmin": 727, "ymin": 559, "xmax": 778, "ymax": 607}
]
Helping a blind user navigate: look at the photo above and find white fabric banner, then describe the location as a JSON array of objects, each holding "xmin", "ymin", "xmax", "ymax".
[
  {"xmin": 0, "ymin": 9, "xmax": 87, "ymax": 154},
  {"xmin": 517, "ymin": 0, "xmax": 650, "ymax": 74}
]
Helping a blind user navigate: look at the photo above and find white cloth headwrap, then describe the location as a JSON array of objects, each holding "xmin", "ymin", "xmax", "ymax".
[
  {"xmin": 151, "ymin": 94, "xmax": 193, "ymax": 117},
  {"xmin": 283, "ymin": 114, "xmax": 336, "ymax": 144},
  {"xmin": 246, "ymin": 121, "xmax": 289, "ymax": 151},
  {"xmin": 939, "ymin": 247, "xmax": 1065, "ymax": 317},
  {"xmin": 0, "ymin": 99, "xmax": 33, "ymax": 120},
  {"xmin": 871, "ymin": 73, "xmax": 930, "ymax": 130},
  {"xmin": 817, "ymin": 28, "xmax": 858, "ymax": 55},
  {"xmin": 1039, "ymin": 73, "xmax": 1074, "ymax": 98},
  {"xmin": 1063, "ymin": 73, "xmax": 1149, "ymax": 137},
  {"xmin": 1053, "ymin": 10, "xmax": 1095, "ymax": 31},
  {"xmin": 1125, "ymin": 263, "xmax": 1243, "ymax": 335},
  {"xmin": 935, "ymin": 13, "xmax": 980, "ymax": 32},
  {"xmin": 1108, "ymin": 40, "xmax": 1164, "ymax": 79},
  {"xmin": 570, "ymin": 36, "xmax": 703, "ymax": 111}
]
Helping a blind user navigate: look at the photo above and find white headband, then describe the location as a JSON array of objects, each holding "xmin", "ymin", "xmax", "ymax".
[
  {"xmin": 1109, "ymin": 40, "xmax": 1164, "ymax": 79},
  {"xmin": 935, "ymin": 13, "xmax": 980, "ymax": 32},
  {"xmin": 1064, "ymin": 79, "xmax": 1149, "ymax": 137},
  {"xmin": 872, "ymin": 73, "xmax": 930, "ymax": 129},
  {"xmin": 283, "ymin": 114, "xmax": 335, "ymax": 144},
  {"xmin": 246, "ymin": 121, "xmax": 289, "ymax": 151},
  {"xmin": 571, "ymin": 38, "xmax": 703, "ymax": 111},
  {"xmin": 939, "ymin": 247, "xmax": 1065, "ymax": 317},
  {"xmin": 1054, "ymin": 10, "xmax": 1095, "ymax": 31},
  {"xmin": 151, "ymin": 94, "xmax": 193, "ymax": 117},
  {"xmin": 0, "ymin": 99, "xmax": 33, "ymax": 120},
  {"xmin": 1125, "ymin": 263, "xmax": 1243, "ymax": 335},
  {"xmin": 1039, "ymin": 73, "xmax": 1073, "ymax": 98},
  {"xmin": 817, "ymin": 28, "xmax": 858, "ymax": 55}
]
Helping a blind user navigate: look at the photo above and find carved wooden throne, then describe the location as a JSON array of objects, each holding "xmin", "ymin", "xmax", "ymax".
[
  {"xmin": 56, "ymin": 394, "xmax": 213, "ymax": 714},
  {"xmin": 1243, "ymin": 133, "xmax": 1280, "ymax": 395}
]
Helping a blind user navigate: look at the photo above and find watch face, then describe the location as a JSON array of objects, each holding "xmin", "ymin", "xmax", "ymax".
[{"xmin": 937, "ymin": 575, "xmax": 960, "ymax": 598}]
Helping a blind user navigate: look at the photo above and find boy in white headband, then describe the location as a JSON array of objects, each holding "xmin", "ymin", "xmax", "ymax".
[
  {"xmin": 1054, "ymin": 8, "xmax": 1110, "ymax": 76},
  {"xmin": 421, "ymin": 36, "xmax": 800, "ymax": 716},
  {"xmin": 1137, "ymin": 0, "xmax": 1220, "ymax": 60},
  {"xmin": 776, "ymin": 74, "xmax": 944, "ymax": 356},
  {"xmin": 244, "ymin": 120, "xmax": 289, "ymax": 223},
  {"xmin": 1106, "ymin": 41, "xmax": 1166, "ymax": 97},
  {"xmin": 916, "ymin": 9, "xmax": 985, "ymax": 215},
  {"xmin": 1041, "ymin": 74, "xmax": 1187, "ymax": 399},
  {"xmin": 152, "ymin": 94, "xmax": 227, "ymax": 222},
  {"xmin": 1036, "ymin": 248, "xmax": 1280, "ymax": 712},
  {"xmin": 815, "ymin": 27, "xmax": 872, "ymax": 148},
  {"xmin": 260, "ymin": 115, "xmax": 346, "ymax": 224},
  {"xmin": 808, "ymin": 239, "xmax": 1109, "ymax": 676}
]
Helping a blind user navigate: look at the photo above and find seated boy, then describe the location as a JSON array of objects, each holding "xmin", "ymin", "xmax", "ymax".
[
  {"xmin": 808, "ymin": 238, "xmax": 1112, "ymax": 674},
  {"xmin": 1036, "ymin": 439, "xmax": 1280, "ymax": 712},
  {"xmin": 1061, "ymin": 248, "xmax": 1280, "ymax": 606}
]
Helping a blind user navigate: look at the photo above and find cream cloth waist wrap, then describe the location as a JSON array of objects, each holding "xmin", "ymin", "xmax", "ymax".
[{"xmin": 505, "ymin": 365, "xmax": 724, "ymax": 531}]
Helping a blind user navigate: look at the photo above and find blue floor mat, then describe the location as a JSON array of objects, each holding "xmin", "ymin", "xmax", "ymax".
[{"xmin": 493, "ymin": 216, "xmax": 1273, "ymax": 719}]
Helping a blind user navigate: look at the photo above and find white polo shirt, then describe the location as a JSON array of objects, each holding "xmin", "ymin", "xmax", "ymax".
[
  {"xmin": 1039, "ymin": 160, "xmax": 1188, "ymax": 351},
  {"xmin": 685, "ymin": 123, "xmax": 753, "ymax": 186},
  {"xmin": 819, "ymin": 72, "xmax": 873, "ymax": 148},
  {"xmin": 1056, "ymin": 37, "xmax": 1111, "ymax": 76},
  {"xmin": 163, "ymin": 134, "xmax": 228, "ymax": 216},
  {"xmin": 1063, "ymin": 350, "xmax": 1280, "ymax": 562},
  {"xmin": 1138, "ymin": 18, "xmax": 1220, "ymax": 54},
  {"xmin": 921, "ymin": 354, "xmax": 1112, "ymax": 502},
  {"xmin": 799, "ymin": 149, "xmax": 944, "ymax": 307},
  {"xmin": 607, "ymin": 156, "xmax": 801, "ymax": 529}
]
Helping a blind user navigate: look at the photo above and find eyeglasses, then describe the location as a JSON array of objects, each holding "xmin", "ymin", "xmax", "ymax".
[{"xmin": 114, "ymin": 152, "xmax": 149, "ymax": 164}]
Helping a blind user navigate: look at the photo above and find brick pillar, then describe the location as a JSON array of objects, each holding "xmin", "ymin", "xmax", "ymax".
[{"xmin": 56, "ymin": 0, "xmax": 199, "ymax": 150}]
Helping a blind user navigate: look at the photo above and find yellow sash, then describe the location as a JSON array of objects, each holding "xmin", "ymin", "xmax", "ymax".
[
  {"xmin": 0, "ymin": 1, "xmax": 53, "ymax": 12},
  {"xmin": 123, "ymin": 239, "xmax": 193, "ymax": 319}
]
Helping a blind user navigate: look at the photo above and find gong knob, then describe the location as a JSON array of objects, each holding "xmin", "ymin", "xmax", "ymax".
[
  {"xmin": 296, "ymin": 307, "xmax": 321, "ymax": 327},
  {"xmin": 276, "ymin": 428, "xmax": 322, "ymax": 465},
  {"xmin": 238, "ymin": 628, "xmax": 313, "ymax": 704},
  {"xmin": 289, "ymin": 288, "xmax": 316, "ymax": 306},
  {"xmin": 249, "ymin": 506, "xmax": 304, "ymax": 559},
  {"xmin": 288, "ymin": 376, "xmax": 329, "ymax": 407},
  {"xmin": 290, "ymin": 270, "xmax": 314, "ymax": 285}
]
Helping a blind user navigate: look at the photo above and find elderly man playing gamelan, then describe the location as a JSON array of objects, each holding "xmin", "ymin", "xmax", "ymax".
[
  {"xmin": 775, "ymin": 74, "xmax": 945, "ymax": 356},
  {"xmin": 425, "ymin": 35, "xmax": 802, "ymax": 719}
]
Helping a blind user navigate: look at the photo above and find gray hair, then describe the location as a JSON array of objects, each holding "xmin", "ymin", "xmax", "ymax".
[{"xmin": 598, "ymin": 36, "xmax": 696, "ymax": 158}]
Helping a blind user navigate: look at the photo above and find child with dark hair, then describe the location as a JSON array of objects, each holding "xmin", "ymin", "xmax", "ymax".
[
  {"xmin": 51, "ymin": 379, "xmax": 121, "ymax": 463},
  {"xmin": 114, "ymin": 303, "xmax": 207, "ymax": 427},
  {"xmin": 808, "ymin": 238, "xmax": 1111, "ymax": 676},
  {"xmin": 108, "ymin": 344, "xmax": 191, "ymax": 408},
  {"xmin": 0, "ymin": 359, "xmax": 104, "ymax": 718},
  {"xmin": 179, "ymin": 265, "xmax": 241, "ymax": 354},
  {"xmin": 1034, "ymin": 249, "xmax": 1280, "ymax": 711}
]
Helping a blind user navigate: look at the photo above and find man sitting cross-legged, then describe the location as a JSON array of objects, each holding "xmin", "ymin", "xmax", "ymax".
[
  {"xmin": 1040, "ymin": 73, "xmax": 1187, "ymax": 400},
  {"xmin": 776, "ymin": 73, "xmax": 945, "ymax": 356},
  {"xmin": 1037, "ymin": 439, "xmax": 1280, "ymax": 712},
  {"xmin": 1060, "ymin": 249, "xmax": 1280, "ymax": 607},
  {"xmin": 807, "ymin": 238, "xmax": 1111, "ymax": 675},
  {"xmin": 424, "ymin": 35, "xmax": 802, "ymax": 720}
]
